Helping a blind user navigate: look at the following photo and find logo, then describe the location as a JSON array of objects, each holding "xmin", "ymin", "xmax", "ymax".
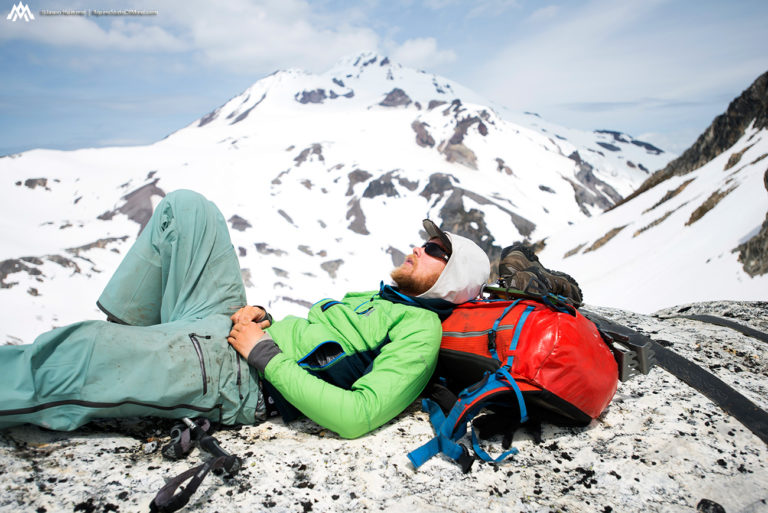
[{"xmin": 7, "ymin": 2, "xmax": 35, "ymax": 21}]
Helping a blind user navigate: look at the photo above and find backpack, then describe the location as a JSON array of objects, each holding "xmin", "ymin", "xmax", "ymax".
[{"xmin": 407, "ymin": 290, "xmax": 620, "ymax": 472}]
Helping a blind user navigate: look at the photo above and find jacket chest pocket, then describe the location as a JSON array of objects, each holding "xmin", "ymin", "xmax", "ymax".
[{"xmin": 298, "ymin": 340, "xmax": 384, "ymax": 389}]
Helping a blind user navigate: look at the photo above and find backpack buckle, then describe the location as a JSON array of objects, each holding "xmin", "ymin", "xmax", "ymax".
[{"xmin": 487, "ymin": 331, "xmax": 496, "ymax": 354}]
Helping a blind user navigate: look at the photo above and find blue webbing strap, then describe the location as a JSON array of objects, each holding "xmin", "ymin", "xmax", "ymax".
[
  {"xmin": 468, "ymin": 304, "xmax": 535, "ymax": 463},
  {"xmin": 505, "ymin": 304, "xmax": 535, "ymax": 368},
  {"xmin": 541, "ymin": 293, "xmax": 576, "ymax": 315},
  {"xmin": 488, "ymin": 300, "xmax": 520, "ymax": 361},
  {"xmin": 408, "ymin": 369, "xmax": 529, "ymax": 469},
  {"xmin": 471, "ymin": 428, "xmax": 519, "ymax": 463},
  {"xmin": 499, "ymin": 303, "xmax": 534, "ymax": 426},
  {"xmin": 497, "ymin": 366, "xmax": 528, "ymax": 423},
  {"xmin": 408, "ymin": 397, "xmax": 469, "ymax": 469}
]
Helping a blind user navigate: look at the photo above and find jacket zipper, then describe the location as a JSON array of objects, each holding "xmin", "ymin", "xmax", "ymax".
[
  {"xmin": 188, "ymin": 333, "xmax": 210, "ymax": 395},
  {"xmin": 236, "ymin": 351, "xmax": 243, "ymax": 400}
]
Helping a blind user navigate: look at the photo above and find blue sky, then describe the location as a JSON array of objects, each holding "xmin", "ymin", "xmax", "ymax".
[{"xmin": 1, "ymin": 0, "xmax": 767, "ymax": 156}]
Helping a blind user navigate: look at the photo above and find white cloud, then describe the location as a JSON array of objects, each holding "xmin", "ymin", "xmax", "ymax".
[
  {"xmin": 420, "ymin": 0, "xmax": 519, "ymax": 18},
  {"xmin": 1, "ymin": 0, "xmax": 383, "ymax": 73},
  {"xmin": 528, "ymin": 5, "xmax": 559, "ymax": 22},
  {"xmin": 473, "ymin": 0, "xmax": 768, "ymax": 109},
  {"xmin": 422, "ymin": 0, "xmax": 461, "ymax": 10},
  {"xmin": 0, "ymin": 13, "xmax": 186, "ymax": 52},
  {"xmin": 142, "ymin": 0, "xmax": 382, "ymax": 73},
  {"xmin": 0, "ymin": 0, "xmax": 465, "ymax": 77},
  {"xmin": 461, "ymin": 0, "xmax": 768, "ymax": 151},
  {"xmin": 388, "ymin": 37, "xmax": 456, "ymax": 69},
  {"xmin": 467, "ymin": 0, "xmax": 519, "ymax": 18}
]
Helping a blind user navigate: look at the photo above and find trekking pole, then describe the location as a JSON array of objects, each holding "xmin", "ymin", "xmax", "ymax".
[
  {"xmin": 150, "ymin": 418, "xmax": 242, "ymax": 512},
  {"xmin": 181, "ymin": 417, "xmax": 242, "ymax": 476}
]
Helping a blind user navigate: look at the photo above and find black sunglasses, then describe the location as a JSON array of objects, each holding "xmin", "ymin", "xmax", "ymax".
[{"xmin": 422, "ymin": 242, "xmax": 450, "ymax": 263}]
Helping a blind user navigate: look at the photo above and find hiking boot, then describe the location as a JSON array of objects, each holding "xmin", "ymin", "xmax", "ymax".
[{"xmin": 498, "ymin": 242, "xmax": 583, "ymax": 307}]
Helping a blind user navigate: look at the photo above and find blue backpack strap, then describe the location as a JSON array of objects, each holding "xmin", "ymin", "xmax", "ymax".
[
  {"xmin": 541, "ymin": 293, "xmax": 576, "ymax": 315},
  {"xmin": 504, "ymin": 304, "xmax": 535, "ymax": 368},
  {"xmin": 471, "ymin": 427, "xmax": 519, "ymax": 462},
  {"xmin": 487, "ymin": 299, "xmax": 520, "ymax": 361},
  {"xmin": 408, "ymin": 368, "xmax": 529, "ymax": 470},
  {"xmin": 407, "ymin": 397, "xmax": 474, "ymax": 472}
]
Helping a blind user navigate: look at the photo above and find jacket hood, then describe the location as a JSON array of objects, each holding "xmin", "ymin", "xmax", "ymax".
[{"xmin": 417, "ymin": 231, "xmax": 490, "ymax": 304}]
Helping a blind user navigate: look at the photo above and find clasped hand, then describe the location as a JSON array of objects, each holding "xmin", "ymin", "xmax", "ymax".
[{"xmin": 227, "ymin": 305, "xmax": 272, "ymax": 359}]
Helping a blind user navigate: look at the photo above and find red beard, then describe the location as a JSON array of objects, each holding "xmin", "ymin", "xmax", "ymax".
[{"xmin": 390, "ymin": 257, "xmax": 441, "ymax": 296}]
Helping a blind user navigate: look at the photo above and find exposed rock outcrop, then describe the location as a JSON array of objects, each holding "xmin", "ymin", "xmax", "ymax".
[
  {"xmin": 734, "ymin": 169, "xmax": 768, "ymax": 276},
  {"xmin": 254, "ymin": 243, "xmax": 287, "ymax": 256},
  {"xmin": 198, "ymin": 107, "xmax": 220, "ymax": 127},
  {"xmin": 411, "ymin": 121, "xmax": 435, "ymax": 148},
  {"xmin": 427, "ymin": 100, "xmax": 446, "ymax": 110},
  {"xmin": 566, "ymin": 152, "xmax": 623, "ymax": 215},
  {"xmin": 1, "ymin": 237, "xmax": 129, "ymax": 289},
  {"xmin": 228, "ymin": 215, "xmax": 252, "ymax": 232},
  {"xmin": 379, "ymin": 88, "xmax": 412, "ymax": 108},
  {"xmin": 438, "ymin": 191, "xmax": 499, "ymax": 262},
  {"xmin": 584, "ymin": 225, "xmax": 627, "ymax": 252},
  {"xmin": 98, "ymin": 180, "xmax": 166, "ymax": 234},
  {"xmin": 21, "ymin": 178, "xmax": 49, "ymax": 190},
  {"xmin": 362, "ymin": 171, "xmax": 399, "ymax": 199},
  {"xmin": 230, "ymin": 93, "xmax": 266, "ymax": 124},
  {"xmin": 644, "ymin": 178, "xmax": 695, "ymax": 214},
  {"xmin": 386, "ymin": 246, "xmax": 405, "ymax": 267},
  {"xmin": 294, "ymin": 144, "xmax": 324, "ymax": 166},
  {"xmin": 438, "ymin": 142, "xmax": 477, "ymax": 169},
  {"xmin": 496, "ymin": 158, "xmax": 514, "ymax": 176},
  {"xmin": 686, "ymin": 185, "xmax": 737, "ymax": 226},
  {"xmin": 346, "ymin": 198, "xmax": 369, "ymax": 235},
  {"xmin": 596, "ymin": 142, "xmax": 620, "ymax": 152},
  {"xmin": 346, "ymin": 169, "xmax": 372, "ymax": 196},
  {"xmin": 320, "ymin": 259, "xmax": 344, "ymax": 278},
  {"xmin": 295, "ymin": 89, "xmax": 327, "ymax": 104}
]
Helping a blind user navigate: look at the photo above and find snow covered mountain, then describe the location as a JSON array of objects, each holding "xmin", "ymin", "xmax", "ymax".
[
  {"xmin": 1, "ymin": 52, "xmax": 672, "ymax": 344},
  {"xmin": 538, "ymin": 71, "xmax": 768, "ymax": 314}
]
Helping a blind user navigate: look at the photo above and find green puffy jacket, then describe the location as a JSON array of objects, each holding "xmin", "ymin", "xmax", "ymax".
[{"xmin": 247, "ymin": 290, "xmax": 442, "ymax": 439}]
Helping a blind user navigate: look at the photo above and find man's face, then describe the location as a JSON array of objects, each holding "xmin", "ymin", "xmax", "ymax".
[{"xmin": 390, "ymin": 237, "xmax": 448, "ymax": 296}]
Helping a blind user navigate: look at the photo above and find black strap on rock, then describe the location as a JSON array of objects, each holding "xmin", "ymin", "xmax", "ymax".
[
  {"xmin": 149, "ymin": 456, "xmax": 232, "ymax": 513},
  {"xmin": 667, "ymin": 314, "xmax": 768, "ymax": 344},
  {"xmin": 152, "ymin": 418, "xmax": 241, "ymax": 512},
  {"xmin": 582, "ymin": 308, "xmax": 768, "ymax": 445}
]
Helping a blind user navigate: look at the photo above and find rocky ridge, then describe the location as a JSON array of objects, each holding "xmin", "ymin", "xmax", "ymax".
[{"xmin": 618, "ymin": 71, "xmax": 768, "ymax": 206}]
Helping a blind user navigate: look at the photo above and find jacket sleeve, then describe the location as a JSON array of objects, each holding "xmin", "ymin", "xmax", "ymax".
[{"xmin": 259, "ymin": 310, "xmax": 441, "ymax": 439}]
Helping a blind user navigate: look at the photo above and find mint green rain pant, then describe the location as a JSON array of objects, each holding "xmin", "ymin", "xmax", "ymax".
[{"xmin": 0, "ymin": 190, "xmax": 264, "ymax": 430}]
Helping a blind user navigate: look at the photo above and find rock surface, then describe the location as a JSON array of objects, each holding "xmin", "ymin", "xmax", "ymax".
[{"xmin": 1, "ymin": 301, "xmax": 766, "ymax": 513}]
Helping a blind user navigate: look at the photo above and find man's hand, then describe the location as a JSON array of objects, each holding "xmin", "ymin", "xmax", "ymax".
[
  {"xmin": 227, "ymin": 319, "xmax": 271, "ymax": 359},
  {"xmin": 230, "ymin": 305, "xmax": 270, "ymax": 325}
]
